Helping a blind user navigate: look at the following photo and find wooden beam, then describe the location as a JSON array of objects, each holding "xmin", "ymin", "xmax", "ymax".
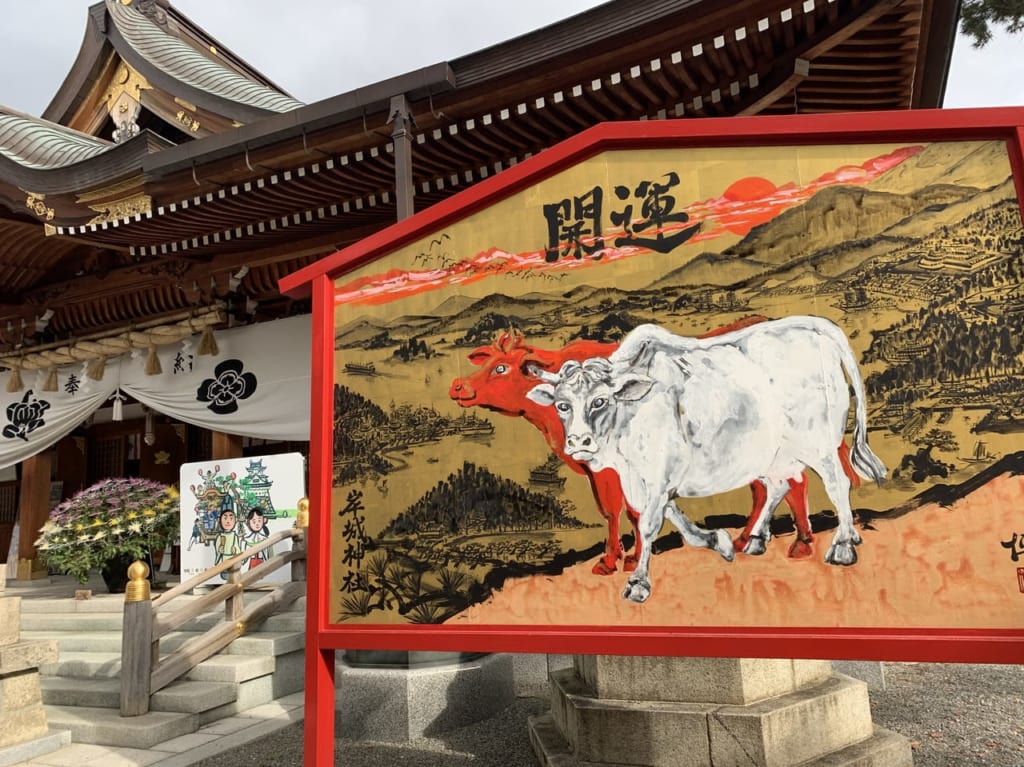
[
  {"xmin": 211, "ymin": 431, "xmax": 243, "ymax": 460},
  {"xmin": 16, "ymin": 451, "xmax": 52, "ymax": 579},
  {"xmin": 734, "ymin": 0, "xmax": 909, "ymax": 116}
]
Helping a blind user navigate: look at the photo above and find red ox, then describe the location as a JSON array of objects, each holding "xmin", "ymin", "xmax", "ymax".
[{"xmin": 449, "ymin": 319, "xmax": 850, "ymax": 574}]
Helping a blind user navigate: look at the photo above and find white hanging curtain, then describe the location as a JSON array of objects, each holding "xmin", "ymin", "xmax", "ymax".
[{"xmin": 0, "ymin": 315, "xmax": 311, "ymax": 470}]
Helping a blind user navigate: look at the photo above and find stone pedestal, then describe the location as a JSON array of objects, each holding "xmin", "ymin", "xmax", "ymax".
[
  {"xmin": 0, "ymin": 576, "xmax": 69, "ymax": 767},
  {"xmin": 335, "ymin": 651, "xmax": 515, "ymax": 741},
  {"xmin": 529, "ymin": 655, "xmax": 912, "ymax": 767},
  {"xmin": 14, "ymin": 559, "xmax": 48, "ymax": 581},
  {"xmin": 511, "ymin": 654, "xmax": 573, "ymax": 698}
]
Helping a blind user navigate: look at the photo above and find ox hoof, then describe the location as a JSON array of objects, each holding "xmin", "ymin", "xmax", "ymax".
[
  {"xmin": 824, "ymin": 542, "xmax": 858, "ymax": 566},
  {"xmin": 623, "ymin": 555, "xmax": 639, "ymax": 572},
  {"xmin": 787, "ymin": 538, "xmax": 814, "ymax": 559},
  {"xmin": 592, "ymin": 559, "xmax": 618, "ymax": 576},
  {"xmin": 742, "ymin": 535, "xmax": 767, "ymax": 557},
  {"xmin": 714, "ymin": 530, "xmax": 735, "ymax": 561},
  {"xmin": 622, "ymin": 578, "xmax": 651, "ymax": 603}
]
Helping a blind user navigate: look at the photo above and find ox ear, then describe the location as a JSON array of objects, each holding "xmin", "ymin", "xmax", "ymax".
[
  {"xmin": 467, "ymin": 347, "xmax": 494, "ymax": 366},
  {"xmin": 526, "ymin": 383, "xmax": 556, "ymax": 407},
  {"xmin": 613, "ymin": 374, "xmax": 655, "ymax": 402}
]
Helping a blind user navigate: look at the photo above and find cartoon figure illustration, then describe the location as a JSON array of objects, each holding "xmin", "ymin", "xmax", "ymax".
[
  {"xmin": 214, "ymin": 499, "xmax": 241, "ymax": 576},
  {"xmin": 527, "ymin": 316, "xmax": 886, "ymax": 603},
  {"xmin": 242, "ymin": 506, "xmax": 271, "ymax": 571}
]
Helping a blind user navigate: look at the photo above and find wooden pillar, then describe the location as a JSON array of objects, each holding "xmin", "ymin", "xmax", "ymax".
[
  {"xmin": 211, "ymin": 431, "xmax": 243, "ymax": 460},
  {"xmin": 17, "ymin": 451, "xmax": 52, "ymax": 580},
  {"xmin": 389, "ymin": 94, "xmax": 414, "ymax": 221}
]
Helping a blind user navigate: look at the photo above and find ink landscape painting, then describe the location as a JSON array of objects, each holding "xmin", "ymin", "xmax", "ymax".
[{"xmin": 329, "ymin": 140, "xmax": 1024, "ymax": 635}]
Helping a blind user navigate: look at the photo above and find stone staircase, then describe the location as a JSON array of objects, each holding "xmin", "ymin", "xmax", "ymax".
[{"xmin": 18, "ymin": 590, "xmax": 305, "ymax": 749}]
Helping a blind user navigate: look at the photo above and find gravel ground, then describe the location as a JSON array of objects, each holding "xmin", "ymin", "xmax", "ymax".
[
  {"xmin": 869, "ymin": 663, "xmax": 1024, "ymax": 767},
  {"xmin": 194, "ymin": 663, "xmax": 1024, "ymax": 767}
]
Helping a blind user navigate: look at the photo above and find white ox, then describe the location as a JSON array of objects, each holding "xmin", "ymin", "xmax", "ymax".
[{"xmin": 527, "ymin": 316, "xmax": 886, "ymax": 603}]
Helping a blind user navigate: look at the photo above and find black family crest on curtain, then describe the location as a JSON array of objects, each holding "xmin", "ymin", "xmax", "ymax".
[
  {"xmin": 3, "ymin": 390, "xmax": 50, "ymax": 441},
  {"xmin": 196, "ymin": 359, "xmax": 258, "ymax": 414}
]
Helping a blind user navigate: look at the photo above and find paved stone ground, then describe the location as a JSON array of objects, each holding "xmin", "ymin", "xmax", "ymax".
[{"xmin": 191, "ymin": 662, "xmax": 1024, "ymax": 767}]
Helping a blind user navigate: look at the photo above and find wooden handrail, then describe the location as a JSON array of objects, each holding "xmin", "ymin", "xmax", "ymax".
[
  {"xmin": 152, "ymin": 549, "xmax": 304, "ymax": 639},
  {"xmin": 152, "ymin": 528, "xmax": 302, "ymax": 607},
  {"xmin": 150, "ymin": 581, "xmax": 305, "ymax": 693},
  {"xmin": 120, "ymin": 522, "xmax": 307, "ymax": 716}
]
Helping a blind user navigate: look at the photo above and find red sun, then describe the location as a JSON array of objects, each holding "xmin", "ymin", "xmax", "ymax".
[{"xmin": 722, "ymin": 176, "xmax": 777, "ymax": 202}]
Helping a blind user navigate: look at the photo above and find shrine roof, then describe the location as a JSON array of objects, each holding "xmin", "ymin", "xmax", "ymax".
[
  {"xmin": 0, "ymin": 108, "xmax": 113, "ymax": 170},
  {"xmin": 105, "ymin": 0, "xmax": 304, "ymax": 115}
]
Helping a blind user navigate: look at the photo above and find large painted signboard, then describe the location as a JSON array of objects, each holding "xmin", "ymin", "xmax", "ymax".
[
  {"xmin": 282, "ymin": 109, "xmax": 1024, "ymax": 665},
  {"xmin": 179, "ymin": 453, "xmax": 304, "ymax": 582}
]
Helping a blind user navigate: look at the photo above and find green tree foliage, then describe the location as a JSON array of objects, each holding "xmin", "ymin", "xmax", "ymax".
[
  {"xmin": 960, "ymin": 0, "xmax": 1024, "ymax": 47},
  {"xmin": 460, "ymin": 313, "xmax": 516, "ymax": 346},
  {"xmin": 383, "ymin": 461, "xmax": 584, "ymax": 537},
  {"xmin": 333, "ymin": 385, "xmax": 391, "ymax": 482}
]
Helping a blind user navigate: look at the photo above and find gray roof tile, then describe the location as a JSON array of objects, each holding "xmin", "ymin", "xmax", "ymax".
[
  {"xmin": 0, "ymin": 108, "xmax": 113, "ymax": 170},
  {"xmin": 107, "ymin": 0, "xmax": 303, "ymax": 115}
]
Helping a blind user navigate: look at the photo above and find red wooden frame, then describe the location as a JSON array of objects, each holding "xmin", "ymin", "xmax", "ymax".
[{"xmin": 283, "ymin": 109, "xmax": 1024, "ymax": 707}]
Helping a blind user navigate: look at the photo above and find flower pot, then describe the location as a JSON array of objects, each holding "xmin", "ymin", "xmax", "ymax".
[
  {"xmin": 100, "ymin": 555, "xmax": 135, "ymax": 593},
  {"xmin": 100, "ymin": 554, "xmax": 154, "ymax": 594}
]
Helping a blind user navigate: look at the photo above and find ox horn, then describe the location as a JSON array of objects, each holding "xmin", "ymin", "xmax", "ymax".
[{"xmin": 525, "ymin": 363, "xmax": 559, "ymax": 384}]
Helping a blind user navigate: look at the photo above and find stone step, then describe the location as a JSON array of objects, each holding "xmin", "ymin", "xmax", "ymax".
[
  {"xmin": 529, "ymin": 714, "xmax": 911, "ymax": 767},
  {"xmin": 0, "ymin": 729, "xmax": 72, "ymax": 767},
  {"xmin": 23, "ymin": 629, "xmax": 304, "ymax": 656},
  {"xmin": 21, "ymin": 608, "xmax": 304, "ymax": 634},
  {"xmin": 804, "ymin": 726, "xmax": 913, "ymax": 766},
  {"xmin": 19, "ymin": 593, "xmax": 307, "ymax": 615},
  {"xmin": 549, "ymin": 669, "xmax": 875, "ymax": 767},
  {"xmin": 43, "ymin": 704, "xmax": 197, "ymax": 749},
  {"xmin": 41, "ymin": 677, "xmax": 238, "ymax": 714},
  {"xmin": 184, "ymin": 653, "xmax": 278, "ymax": 684},
  {"xmin": 41, "ymin": 650, "xmax": 277, "ymax": 684}
]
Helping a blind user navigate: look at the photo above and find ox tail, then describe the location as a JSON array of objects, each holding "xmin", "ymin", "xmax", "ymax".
[{"xmin": 828, "ymin": 322, "xmax": 887, "ymax": 486}]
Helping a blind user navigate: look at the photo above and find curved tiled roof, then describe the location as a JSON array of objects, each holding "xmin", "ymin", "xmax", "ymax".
[
  {"xmin": 0, "ymin": 107, "xmax": 113, "ymax": 170},
  {"xmin": 107, "ymin": 0, "xmax": 303, "ymax": 114}
]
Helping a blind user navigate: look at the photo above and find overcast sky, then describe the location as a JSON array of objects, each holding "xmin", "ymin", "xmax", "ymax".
[{"xmin": 0, "ymin": 1, "xmax": 1020, "ymax": 118}]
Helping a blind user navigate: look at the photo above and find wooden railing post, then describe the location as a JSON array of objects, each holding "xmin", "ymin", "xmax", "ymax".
[
  {"xmin": 291, "ymin": 496, "xmax": 309, "ymax": 582},
  {"xmin": 120, "ymin": 560, "xmax": 154, "ymax": 716},
  {"xmin": 225, "ymin": 563, "xmax": 244, "ymax": 623}
]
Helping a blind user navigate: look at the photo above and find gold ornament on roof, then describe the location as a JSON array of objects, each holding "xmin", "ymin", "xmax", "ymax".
[
  {"xmin": 175, "ymin": 111, "xmax": 201, "ymax": 133},
  {"xmin": 104, "ymin": 62, "xmax": 150, "ymax": 113},
  {"xmin": 87, "ymin": 193, "xmax": 152, "ymax": 226},
  {"xmin": 25, "ymin": 193, "xmax": 54, "ymax": 221}
]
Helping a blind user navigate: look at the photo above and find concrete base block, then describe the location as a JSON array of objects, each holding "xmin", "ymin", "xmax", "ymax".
[
  {"xmin": 0, "ymin": 729, "xmax": 71, "ymax": 767},
  {"xmin": 576, "ymin": 654, "xmax": 832, "ymax": 705},
  {"xmin": 708, "ymin": 674, "xmax": 873, "ymax": 767},
  {"xmin": 335, "ymin": 652, "xmax": 515, "ymax": 741},
  {"xmin": 833, "ymin": 661, "xmax": 886, "ymax": 691},
  {"xmin": 0, "ymin": 640, "xmax": 58, "ymax": 673},
  {"xmin": 0, "ymin": 704, "xmax": 48, "ymax": 749},
  {"xmin": 0, "ymin": 598, "xmax": 19, "ymax": 646},
  {"xmin": 511, "ymin": 653, "xmax": 572, "ymax": 698},
  {"xmin": 535, "ymin": 658, "xmax": 913, "ymax": 767},
  {"xmin": 551, "ymin": 669, "xmax": 714, "ymax": 766},
  {"xmin": 530, "ymin": 714, "xmax": 912, "ymax": 767},
  {"xmin": 0, "ymin": 669, "xmax": 42, "ymax": 710}
]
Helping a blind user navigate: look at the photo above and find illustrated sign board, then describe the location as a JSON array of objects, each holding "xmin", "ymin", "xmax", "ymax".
[
  {"xmin": 282, "ymin": 108, "xmax": 1024, "ymax": 665},
  {"xmin": 179, "ymin": 453, "xmax": 305, "ymax": 582}
]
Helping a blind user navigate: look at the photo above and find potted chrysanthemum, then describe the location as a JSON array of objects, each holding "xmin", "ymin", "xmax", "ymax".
[{"xmin": 35, "ymin": 478, "xmax": 179, "ymax": 592}]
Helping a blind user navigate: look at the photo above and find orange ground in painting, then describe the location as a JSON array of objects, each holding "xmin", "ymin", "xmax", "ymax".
[{"xmin": 454, "ymin": 474, "xmax": 1024, "ymax": 630}]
